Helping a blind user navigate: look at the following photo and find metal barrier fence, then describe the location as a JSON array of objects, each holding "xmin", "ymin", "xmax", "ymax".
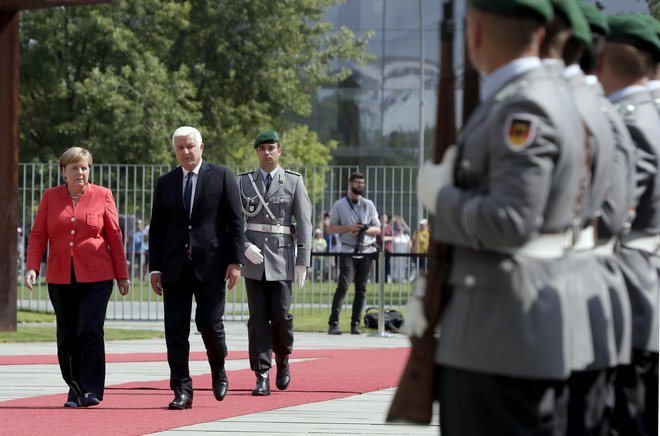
[{"xmin": 17, "ymin": 163, "xmax": 428, "ymax": 321}]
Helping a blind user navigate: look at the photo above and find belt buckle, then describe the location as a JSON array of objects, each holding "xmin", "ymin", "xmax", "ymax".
[{"xmin": 263, "ymin": 224, "xmax": 273, "ymax": 233}]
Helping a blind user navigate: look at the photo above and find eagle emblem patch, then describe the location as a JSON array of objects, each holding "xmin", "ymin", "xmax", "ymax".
[{"xmin": 504, "ymin": 114, "xmax": 538, "ymax": 152}]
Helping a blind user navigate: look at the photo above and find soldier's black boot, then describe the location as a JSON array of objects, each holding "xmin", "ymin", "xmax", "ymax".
[
  {"xmin": 275, "ymin": 355, "xmax": 290, "ymax": 390},
  {"xmin": 251, "ymin": 371, "xmax": 270, "ymax": 396}
]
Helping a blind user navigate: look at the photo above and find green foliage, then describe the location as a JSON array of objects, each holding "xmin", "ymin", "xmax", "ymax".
[{"xmin": 18, "ymin": 0, "xmax": 371, "ymax": 168}]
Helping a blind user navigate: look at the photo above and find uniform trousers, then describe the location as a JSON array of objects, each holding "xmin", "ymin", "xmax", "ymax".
[
  {"xmin": 612, "ymin": 350, "xmax": 659, "ymax": 436},
  {"xmin": 245, "ymin": 278, "xmax": 294, "ymax": 371},
  {"xmin": 163, "ymin": 259, "xmax": 227, "ymax": 398},
  {"xmin": 48, "ymin": 273, "xmax": 113, "ymax": 401},
  {"xmin": 329, "ymin": 253, "xmax": 373, "ymax": 326},
  {"xmin": 567, "ymin": 368, "xmax": 615, "ymax": 436},
  {"xmin": 438, "ymin": 365, "xmax": 568, "ymax": 436}
]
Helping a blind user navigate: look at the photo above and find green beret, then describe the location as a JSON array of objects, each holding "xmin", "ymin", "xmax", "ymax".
[
  {"xmin": 253, "ymin": 130, "xmax": 280, "ymax": 149},
  {"xmin": 607, "ymin": 14, "xmax": 660, "ymax": 63},
  {"xmin": 549, "ymin": 0, "xmax": 591, "ymax": 47},
  {"xmin": 469, "ymin": 0, "xmax": 553, "ymax": 24},
  {"xmin": 577, "ymin": 1, "xmax": 609, "ymax": 35}
]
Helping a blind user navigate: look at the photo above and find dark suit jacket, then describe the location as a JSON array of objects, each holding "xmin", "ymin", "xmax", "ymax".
[{"xmin": 149, "ymin": 160, "xmax": 244, "ymax": 284}]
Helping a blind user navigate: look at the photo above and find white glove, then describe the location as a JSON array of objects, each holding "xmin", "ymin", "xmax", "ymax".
[
  {"xmin": 416, "ymin": 145, "xmax": 458, "ymax": 215},
  {"xmin": 401, "ymin": 296, "xmax": 429, "ymax": 338},
  {"xmin": 244, "ymin": 244, "xmax": 264, "ymax": 264},
  {"xmin": 295, "ymin": 265, "xmax": 307, "ymax": 288},
  {"xmin": 401, "ymin": 276, "xmax": 429, "ymax": 337}
]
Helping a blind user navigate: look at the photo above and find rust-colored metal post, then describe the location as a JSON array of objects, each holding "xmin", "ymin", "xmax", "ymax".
[{"xmin": 0, "ymin": 9, "xmax": 20, "ymax": 332}]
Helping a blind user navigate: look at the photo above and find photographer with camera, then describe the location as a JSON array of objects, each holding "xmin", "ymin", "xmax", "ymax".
[{"xmin": 325, "ymin": 172, "xmax": 381, "ymax": 335}]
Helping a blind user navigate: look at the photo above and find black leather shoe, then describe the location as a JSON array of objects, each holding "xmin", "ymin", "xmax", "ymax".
[
  {"xmin": 79, "ymin": 392, "xmax": 100, "ymax": 407},
  {"xmin": 275, "ymin": 355, "xmax": 290, "ymax": 391},
  {"xmin": 350, "ymin": 324, "xmax": 362, "ymax": 335},
  {"xmin": 212, "ymin": 370, "xmax": 229, "ymax": 401},
  {"xmin": 63, "ymin": 400, "xmax": 79, "ymax": 408},
  {"xmin": 251, "ymin": 371, "xmax": 270, "ymax": 396},
  {"xmin": 168, "ymin": 394, "xmax": 193, "ymax": 410},
  {"xmin": 327, "ymin": 324, "xmax": 343, "ymax": 335}
]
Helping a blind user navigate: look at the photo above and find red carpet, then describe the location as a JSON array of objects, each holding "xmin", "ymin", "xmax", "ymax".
[{"xmin": 0, "ymin": 347, "xmax": 409, "ymax": 435}]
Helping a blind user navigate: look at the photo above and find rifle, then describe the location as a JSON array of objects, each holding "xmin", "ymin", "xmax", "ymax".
[{"xmin": 386, "ymin": 0, "xmax": 456, "ymax": 424}]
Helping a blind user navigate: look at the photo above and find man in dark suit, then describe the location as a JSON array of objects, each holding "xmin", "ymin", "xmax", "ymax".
[{"xmin": 149, "ymin": 126, "xmax": 244, "ymax": 410}]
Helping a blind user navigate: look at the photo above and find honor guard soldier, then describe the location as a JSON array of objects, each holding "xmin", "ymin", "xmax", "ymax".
[
  {"xmin": 644, "ymin": 16, "xmax": 660, "ymax": 113},
  {"xmin": 239, "ymin": 130, "xmax": 312, "ymax": 396},
  {"xmin": 543, "ymin": 1, "xmax": 621, "ymax": 433},
  {"xmin": 597, "ymin": 14, "xmax": 660, "ymax": 436},
  {"xmin": 410, "ymin": 0, "xmax": 586, "ymax": 434}
]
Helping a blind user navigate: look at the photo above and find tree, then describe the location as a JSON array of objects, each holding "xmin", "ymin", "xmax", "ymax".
[{"xmin": 18, "ymin": 0, "xmax": 371, "ymax": 167}]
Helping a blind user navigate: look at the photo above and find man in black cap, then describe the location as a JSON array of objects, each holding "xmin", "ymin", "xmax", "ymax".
[
  {"xmin": 238, "ymin": 130, "xmax": 312, "ymax": 396},
  {"xmin": 412, "ymin": 0, "xmax": 585, "ymax": 433},
  {"xmin": 597, "ymin": 13, "xmax": 660, "ymax": 436}
]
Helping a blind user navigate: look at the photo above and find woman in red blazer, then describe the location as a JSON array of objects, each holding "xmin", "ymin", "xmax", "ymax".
[{"xmin": 24, "ymin": 147, "xmax": 130, "ymax": 408}]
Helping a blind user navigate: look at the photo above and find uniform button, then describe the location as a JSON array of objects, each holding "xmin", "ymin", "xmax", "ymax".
[
  {"xmin": 70, "ymin": 230, "xmax": 75, "ymax": 234},
  {"xmin": 70, "ymin": 217, "xmax": 75, "ymax": 222},
  {"xmin": 265, "ymin": 237, "xmax": 269, "ymax": 242},
  {"xmin": 69, "ymin": 242, "xmax": 74, "ymax": 247},
  {"xmin": 464, "ymin": 275, "xmax": 475, "ymax": 287},
  {"xmin": 266, "ymin": 202, "xmax": 270, "ymax": 205},
  {"xmin": 188, "ymin": 225, "xmax": 192, "ymax": 230}
]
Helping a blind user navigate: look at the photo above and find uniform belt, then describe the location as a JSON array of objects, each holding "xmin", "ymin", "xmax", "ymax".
[
  {"xmin": 621, "ymin": 231, "xmax": 660, "ymax": 254},
  {"xmin": 246, "ymin": 223, "xmax": 291, "ymax": 234},
  {"xmin": 494, "ymin": 232, "xmax": 572, "ymax": 259},
  {"xmin": 572, "ymin": 225, "xmax": 596, "ymax": 251},
  {"xmin": 593, "ymin": 237, "xmax": 617, "ymax": 256}
]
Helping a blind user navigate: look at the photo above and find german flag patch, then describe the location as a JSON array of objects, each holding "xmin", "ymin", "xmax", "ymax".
[{"xmin": 504, "ymin": 114, "xmax": 538, "ymax": 152}]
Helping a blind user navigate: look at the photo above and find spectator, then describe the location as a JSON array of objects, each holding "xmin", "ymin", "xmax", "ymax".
[{"xmin": 412, "ymin": 218, "xmax": 430, "ymax": 273}]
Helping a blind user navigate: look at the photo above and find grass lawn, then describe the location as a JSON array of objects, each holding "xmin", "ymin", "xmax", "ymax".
[
  {"xmin": 0, "ymin": 311, "xmax": 165, "ymax": 343},
  {"xmin": 3, "ymin": 305, "xmax": 406, "ymax": 343}
]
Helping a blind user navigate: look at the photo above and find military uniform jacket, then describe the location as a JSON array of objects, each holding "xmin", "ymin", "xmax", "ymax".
[
  {"xmin": 612, "ymin": 87, "xmax": 660, "ymax": 353},
  {"xmin": 561, "ymin": 65, "xmax": 618, "ymax": 370},
  {"xmin": 433, "ymin": 60, "xmax": 584, "ymax": 380},
  {"xmin": 239, "ymin": 167, "xmax": 312, "ymax": 281},
  {"xmin": 589, "ymin": 77, "xmax": 636, "ymax": 365}
]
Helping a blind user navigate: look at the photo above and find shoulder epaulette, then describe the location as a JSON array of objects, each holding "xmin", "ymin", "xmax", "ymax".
[
  {"xmin": 284, "ymin": 169, "xmax": 301, "ymax": 176},
  {"xmin": 238, "ymin": 171, "xmax": 252, "ymax": 176}
]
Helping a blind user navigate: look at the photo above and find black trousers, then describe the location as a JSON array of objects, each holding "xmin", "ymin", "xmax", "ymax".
[
  {"xmin": 438, "ymin": 365, "xmax": 568, "ymax": 436},
  {"xmin": 163, "ymin": 259, "xmax": 227, "ymax": 398},
  {"xmin": 245, "ymin": 278, "xmax": 294, "ymax": 372},
  {"xmin": 567, "ymin": 368, "xmax": 615, "ymax": 436},
  {"xmin": 329, "ymin": 253, "xmax": 373, "ymax": 326},
  {"xmin": 48, "ymin": 277, "xmax": 113, "ymax": 401},
  {"xmin": 612, "ymin": 350, "xmax": 659, "ymax": 436}
]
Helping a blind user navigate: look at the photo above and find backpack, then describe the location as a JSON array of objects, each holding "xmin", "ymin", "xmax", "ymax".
[{"xmin": 363, "ymin": 306, "xmax": 405, "ymax": 333}]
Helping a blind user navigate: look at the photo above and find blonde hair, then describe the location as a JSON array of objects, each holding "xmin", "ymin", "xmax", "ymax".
[{"xmin": 59, "ymin": 147, "xmax": 93, "ymax": 174}]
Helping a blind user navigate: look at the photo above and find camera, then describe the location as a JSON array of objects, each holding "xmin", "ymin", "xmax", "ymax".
[{"xmin": 354, "ymin": 224, "xmax": 369, "ymax": 254}]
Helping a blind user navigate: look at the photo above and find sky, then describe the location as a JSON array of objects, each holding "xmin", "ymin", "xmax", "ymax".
[{"xmin": 598, "ymin": 0, "xmax": 649, "ymax": 14}]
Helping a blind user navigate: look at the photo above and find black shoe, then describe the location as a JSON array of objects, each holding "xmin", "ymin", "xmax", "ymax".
[
  {"xmin": 251, "ymin": 371, "xmax": 270, "ymax": 396},
  {"xmin": 327, "ymin": 324, "xmax": 343, "ymax": 335},
  {"xmin": 350, "ymin": 324, "xmax": 362, "ymax": 335},
  {"xmin": 212, "ymin": 370, "xmax": 229, "ymax": 401},
  {"xmin": 168, "ymin": 394, "xmax": 193, "ymax": 410},
  {"xmin": 79, "ymin": 392, "xmax": 100, "ymax": 407},
  {"xmin": 63, "ymin": 400, "xmax": 79, "ymax": 408},
  {"xmin": 275, "ymin": 355, "xmax": 290, "ymax": 391}
]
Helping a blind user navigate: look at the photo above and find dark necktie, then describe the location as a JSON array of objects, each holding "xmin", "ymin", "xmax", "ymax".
[
  {"xmin": 265, "ymin": 173, "xmax": 272, "ymax": 191},
  {"xmin": 183, "ymin": 172, "xmax": 193, "ymax": 217}
]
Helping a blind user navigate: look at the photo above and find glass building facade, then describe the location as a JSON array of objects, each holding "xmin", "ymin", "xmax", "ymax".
[
  {"xmin": 307, "ymin": 0, "xmax": 650, "ymax": 168},
  {"xmin": 306, "ymin": 0, "xmax": 455, "ymax": 167}
]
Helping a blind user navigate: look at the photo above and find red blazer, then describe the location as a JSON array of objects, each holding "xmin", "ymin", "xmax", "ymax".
[{"xmin": 27, "ymin": 184, "xmax": 129, "ymax": 284}]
